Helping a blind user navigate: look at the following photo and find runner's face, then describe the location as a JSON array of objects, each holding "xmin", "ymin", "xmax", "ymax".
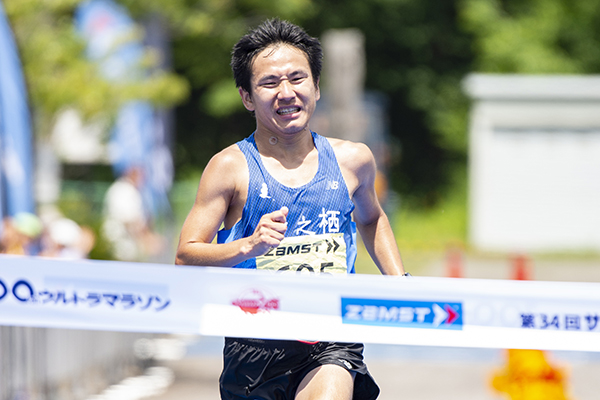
[{"xmin": 240, "ymin": 44, "xmax": 320, "ymax": 137}]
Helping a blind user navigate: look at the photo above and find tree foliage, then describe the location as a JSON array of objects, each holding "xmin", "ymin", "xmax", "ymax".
[
  {"xmin": 459, "ymin": 0, "xmax": 600, "ymax": 74},
  {"xmin": 4, "ymin": 0, "xmax": 189, "ymax": 134},
  {"xmin": 302, "ymin": 1, "xmax": 474, "ymax": 204},
  {"xmin": 171, "ymin": 0, "xmax": 476, "ymax": 202},
  {"xmin": 120, "ymin": 0, "xmax": 316, "ymax": 116},
  {"xmin": 5, "ymin": 0, "xmax": 318, "ymax": 175},
  {"xmin": 6, "ymin": 0, "xmax": 600, "ymax": 206},
  {"xmin": 162, "ymin": 0, "xmax": 319, "ymax": 176}
]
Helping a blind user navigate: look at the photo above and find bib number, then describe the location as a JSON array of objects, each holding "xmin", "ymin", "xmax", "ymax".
[{"xmin": 256, "ymin": 233, "xmax": 347, "ymax": 275}]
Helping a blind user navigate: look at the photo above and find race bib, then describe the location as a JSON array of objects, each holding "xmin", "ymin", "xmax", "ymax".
[{"xmin": 257, "ymin": 233, "xmax": 347, "ymax": 275}]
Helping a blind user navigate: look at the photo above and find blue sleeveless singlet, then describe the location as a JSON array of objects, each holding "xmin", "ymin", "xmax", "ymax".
[{"xmin": 217, "ymin": 131, "xmax": 357, "ymax": 273}]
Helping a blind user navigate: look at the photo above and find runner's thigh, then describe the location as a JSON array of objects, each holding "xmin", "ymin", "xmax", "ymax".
[{"xmin": 295, "ymin": 364, "xmax": 355, "ymax": 400}]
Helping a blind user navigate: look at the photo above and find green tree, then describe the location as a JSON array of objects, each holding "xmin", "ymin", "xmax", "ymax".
[
  {"xmin": 167, "ymin": 0, "xmax": 477, "ymax": 204},
  {"xmin": 5, "ymin": 0, "xmax": 317, "ymax": 259},
  {"xmin": 300, "ymin": 0, "xmax": 474, "ymax": 204},
  {"xmin": 122, "ymin": 0, "xmax": 318, "ymax": 177},
  {"xmin": 459, "ymin": 0, "xmax": 600, "ymax": 74},
  {"xmin": 13, "ymin": 0, "xmax": 600, "ymax": 210},
  {"xmin": 5, "ymin": 0, "xmax": 189, "ymax": 135},
  {"xmin": 5, "ymin": 0, "xmax": 317, "ymax": 175}
]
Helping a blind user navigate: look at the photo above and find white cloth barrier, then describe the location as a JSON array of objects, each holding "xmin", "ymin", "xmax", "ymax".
[{"xmin": 1, "ymin": 254, "xmax": 600, "ymax": 352}]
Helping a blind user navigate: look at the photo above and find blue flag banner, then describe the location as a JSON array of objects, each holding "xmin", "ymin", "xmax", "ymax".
[
  {"xmin": 75, "ymin": 0, "xmax": 144, "ymax": 83},
  {"xmin": 75, "ymin": 0, "xmax": 152, "ymax": 177},
  {"xmin": 0, "ymin": 0, "xmax": 35, "ymax": 218},
  {"xmin": 74, "ymin": 0, "xmax": 173, "ymax": 219}
]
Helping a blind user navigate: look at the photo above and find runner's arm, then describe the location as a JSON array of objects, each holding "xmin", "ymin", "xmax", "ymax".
[
  {"xmin": 345, "ymin": 144, "xmax": 405, "ymax": 276},
  {"xmin": 175, "ymin": 148, "xmax": 288, "ymax": 267}
]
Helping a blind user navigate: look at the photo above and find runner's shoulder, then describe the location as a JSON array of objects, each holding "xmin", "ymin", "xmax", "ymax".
[
  {"xmin": 326, "ymin": 137, "xmax": 374, "ymax": 170},
  {"xmin": 205, "ymin": 144, "xmax": 246, "ymax": 176}
]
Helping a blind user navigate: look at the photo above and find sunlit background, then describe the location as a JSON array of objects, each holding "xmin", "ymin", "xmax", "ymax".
[{"xmin": 2, "ymin": 0, "xmax": 600, "ymax": 399}]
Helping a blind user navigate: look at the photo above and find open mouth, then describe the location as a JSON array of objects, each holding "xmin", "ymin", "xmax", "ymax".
[{"xmin": 276, "ymin": 106, "xmax": 301, "ymax": 115}]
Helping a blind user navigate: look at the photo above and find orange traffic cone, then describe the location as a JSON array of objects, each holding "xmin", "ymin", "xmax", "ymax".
[
  {"xmin": 491, "ymin": 257, "xmax": 573, "ymax": 399},
  {"xmin": 511, "ymin": 254, "xmax": 532, "ymax": 281},
  {"xmin": 445, "ymin": 247, "xmax": 463, "ymax": 278},
  {"xmin": 491, "ymin": 349, "xmax": 572, "ymax": 400}
]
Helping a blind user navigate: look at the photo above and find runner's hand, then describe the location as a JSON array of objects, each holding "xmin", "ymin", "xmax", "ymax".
[{"xmin": 245, "ymin": 206, "xmax": 288, "ymax": 257}]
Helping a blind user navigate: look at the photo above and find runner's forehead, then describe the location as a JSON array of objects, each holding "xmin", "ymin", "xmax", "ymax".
[{"xmin": 251, "ymin": 45, "xmax": 312, "ymax": 82}]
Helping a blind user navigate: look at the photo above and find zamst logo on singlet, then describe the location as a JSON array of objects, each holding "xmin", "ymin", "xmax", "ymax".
[
  {"xmin": 262, "ymin": 238, "xmax": 340, "ymax": 257},
  {"xmin": 256, "ymin": 233, "xmax": 347, "ymax": 274}
]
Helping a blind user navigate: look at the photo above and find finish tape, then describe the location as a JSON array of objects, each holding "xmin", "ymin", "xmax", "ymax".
[{"xmin": 1, "ymin": 255, "xmax": 600, "ymax": 352}]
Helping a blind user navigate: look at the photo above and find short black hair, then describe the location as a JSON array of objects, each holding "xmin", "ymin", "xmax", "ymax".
[{"xmin": 231, "ymin": 18, "xmax": 322, "ymax": 94}]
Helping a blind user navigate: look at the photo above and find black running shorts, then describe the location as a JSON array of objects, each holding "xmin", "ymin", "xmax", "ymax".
[{"xmin": 219, "ymin": 338, "xmax": 380, "ymax": 400}]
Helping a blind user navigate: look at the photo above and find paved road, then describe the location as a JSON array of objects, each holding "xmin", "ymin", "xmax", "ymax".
[{"xmin": 145, "ymin": 338, "xmax": 600, "ymax": 400}]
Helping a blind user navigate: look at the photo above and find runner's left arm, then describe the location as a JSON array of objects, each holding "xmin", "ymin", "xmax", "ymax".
[{"xmin": 345, "ymin": 143, "xmax": 405, "ymax": 276}]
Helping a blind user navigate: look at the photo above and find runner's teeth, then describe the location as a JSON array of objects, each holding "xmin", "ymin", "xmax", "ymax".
[{"xmin": 277, "ymin": 107, "xmax": 300, "ymax": 115}]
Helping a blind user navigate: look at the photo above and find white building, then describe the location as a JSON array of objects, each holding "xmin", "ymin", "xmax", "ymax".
[{"xmin": 464, "ymin": 74, "xmax": 600, "ymax": 252}]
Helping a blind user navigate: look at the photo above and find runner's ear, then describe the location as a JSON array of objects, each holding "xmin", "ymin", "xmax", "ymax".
[{"xmin": 239, "ymin": 87, "xmax": 255, "ymax": 111}]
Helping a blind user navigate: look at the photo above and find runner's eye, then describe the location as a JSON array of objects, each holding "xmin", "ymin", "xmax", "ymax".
[{"xmin": 291, "ymin": 75, "xmax": 307, "ymax": 84}]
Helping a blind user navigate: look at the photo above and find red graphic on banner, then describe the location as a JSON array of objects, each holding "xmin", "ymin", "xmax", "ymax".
[
  {"xmin": 445, "ymin": 304, "xmax": 460, "ymax": 325},
  {"xmin": 232, "ymin": 289, "xmax": 280, "ymax": 314}
]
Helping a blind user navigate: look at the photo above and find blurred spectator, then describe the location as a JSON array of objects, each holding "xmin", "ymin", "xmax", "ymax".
[
  {"xmin": 102, "ymin": 166, "xmax": 164, "ymax": 261},
  {"xmin": 40, "ymin": 217, "xmax": 96, "ymax": 259},
  {"xmin": 0, "ymin": 212, "xmax": 43, "ymax": 255},
  {"xmin": 78, "ymin": 226, "xmax": 97, "ymax": 258}
]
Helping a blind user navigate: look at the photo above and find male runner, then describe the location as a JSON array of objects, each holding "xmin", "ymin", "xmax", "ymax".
[{"xmin": 176, "ymin": 18, "xmax": 406, "ymax": 400}]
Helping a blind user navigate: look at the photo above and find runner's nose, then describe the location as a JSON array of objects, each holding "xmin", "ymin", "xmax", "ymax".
[{"xmin": 278, "ymin": 80, "xmax": 295, "ymax": 100}]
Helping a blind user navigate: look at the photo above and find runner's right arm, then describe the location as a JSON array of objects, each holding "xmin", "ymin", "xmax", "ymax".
[{"xmin": 175, "ymin": 147, "xmax": 288, "ymax": 267}]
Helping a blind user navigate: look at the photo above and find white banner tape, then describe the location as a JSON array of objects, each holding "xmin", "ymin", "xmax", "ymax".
[{"xmin": 1, "ymin": 255, "xmax": 600, "ymax": 352}]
